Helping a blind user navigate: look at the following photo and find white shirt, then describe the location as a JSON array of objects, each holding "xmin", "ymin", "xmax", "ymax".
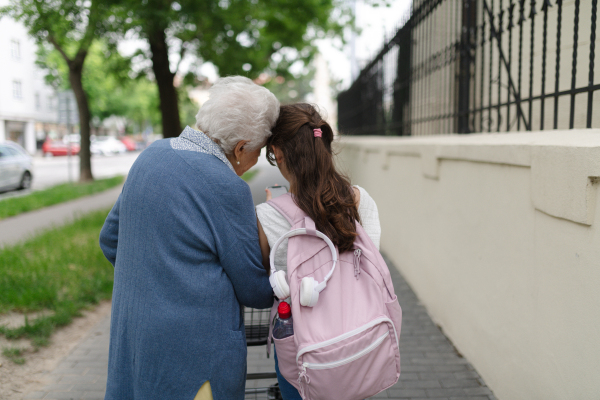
[{"xmin": 256, "ymin": 185, "xmax": 381, "ymax": 273}]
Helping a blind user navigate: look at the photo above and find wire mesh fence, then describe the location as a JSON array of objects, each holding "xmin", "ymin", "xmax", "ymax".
[{"xmin": 244, "ymin": 307, "xmax": 281, "ymax": 400}]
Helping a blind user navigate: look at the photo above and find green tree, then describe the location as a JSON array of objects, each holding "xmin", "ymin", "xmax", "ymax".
[
  {"xmin": 38, "ymin": 41, "xmax": 161, "ymax": 134},
  {"xmin": 110, "ymin": 0, "xmax": 349, "ymax": 138},
  {"xmin": 1, "ymin": 0, "xmax": 116, "ymax": 181},
  {"xmin": 122, "ymin": 78, "xmax": 161, "ymax": 135},
  {"xmin": 262, "ymin": 70, "xmax": 315, "ymax": 105}
]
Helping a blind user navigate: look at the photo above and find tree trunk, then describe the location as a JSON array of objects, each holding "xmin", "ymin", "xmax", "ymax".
[
  {"xmin": 149, "ymin": 29, "xmax": 182, "ymax": 138},
  {"xmin": 68, "ymin": 61, "xmax": 94, "ymax": 182}
]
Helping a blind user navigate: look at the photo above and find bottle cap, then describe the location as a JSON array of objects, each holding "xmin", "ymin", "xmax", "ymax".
[{"xmin": 278, "ymin": 301, "xmax": 292, "ymax": 319}]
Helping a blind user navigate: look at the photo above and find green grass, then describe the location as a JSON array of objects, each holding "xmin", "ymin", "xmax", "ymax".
[
  {"xmin": 0, "ymin": 209, "xmax": 114, "ymax": 343},
  {"xmin": 2, "ymin": 347, "xmax": 25, "ymax": 364},
  {"xmin": 0, "ymin": 170, "xmax": 256, "ymax": 348},
  {"xmin": 241, "ymin": 169, "xmax": 259, "ymax": 182},
  {"xmin": 0, "ymin": 176, "xmax": 124, "ymax": 220}
]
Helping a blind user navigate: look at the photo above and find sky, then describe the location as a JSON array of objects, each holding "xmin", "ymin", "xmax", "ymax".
[{"xmin": 317, "ymin": 0, "xmax": 412, "ymax": 89}]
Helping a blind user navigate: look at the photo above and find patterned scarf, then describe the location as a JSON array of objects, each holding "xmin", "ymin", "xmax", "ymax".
[{"xmin": 170, "ymin": 126, "xmax": 235, "ymax": 173}]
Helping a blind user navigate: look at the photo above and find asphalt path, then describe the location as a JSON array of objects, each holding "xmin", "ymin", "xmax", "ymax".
[{"xmin": 0, "ymin": 185, "xmax": 123, "ymax": 248}]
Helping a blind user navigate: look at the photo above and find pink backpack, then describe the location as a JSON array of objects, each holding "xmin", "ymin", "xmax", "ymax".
[{"xmin": 267, "ymin": 193, "xmax": 402, "ymax": 400}]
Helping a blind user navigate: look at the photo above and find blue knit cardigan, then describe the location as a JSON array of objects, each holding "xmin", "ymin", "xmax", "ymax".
[{"xmin": 100, "ymin": 127, "xmax": 274, "ymax": 400}]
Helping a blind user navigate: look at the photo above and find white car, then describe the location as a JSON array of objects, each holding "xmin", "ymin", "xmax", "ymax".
[
  {"xmin": 91, "ymin": 136, "xmax": 127, "ymax": 156},
  {"xmin": 0, "ymin": 142, "xmax": 33, "ymax": 192}
]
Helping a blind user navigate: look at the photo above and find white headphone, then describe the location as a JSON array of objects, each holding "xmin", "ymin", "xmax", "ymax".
[{"xmin": 269, "ymin": 222, "xmax": 338, "ymax": 307}]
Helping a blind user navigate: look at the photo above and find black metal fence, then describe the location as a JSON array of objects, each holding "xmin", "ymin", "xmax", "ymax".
[{"xmin": 338, "ymin": 0, "xmax": 599, "ymax": 136}]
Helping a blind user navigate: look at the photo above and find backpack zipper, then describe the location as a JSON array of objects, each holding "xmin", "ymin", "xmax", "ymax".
[
  {"xmin": 354, "ymin": 249, "xmax": 362, "ymax": 279},
  {"xmin": 302, "ymin": 331, "xmax": 389, "ymax": 370},
  {"xmin": 296, "ymin": 316, "xmax": 398, "ymax": 363}
]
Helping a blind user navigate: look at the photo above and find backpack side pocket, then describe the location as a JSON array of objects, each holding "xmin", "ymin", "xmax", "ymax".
[
  {"xmin": 273, "ymin": 335, "xmax": 300, "ymax": 390},
  {"xmin": 385, "ymin": 295, "xmax": 402, "ymax": 374}
]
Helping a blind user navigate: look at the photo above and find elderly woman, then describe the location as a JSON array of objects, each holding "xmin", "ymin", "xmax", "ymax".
[{"xmin": 99, "ymin": 76, "xmax": 277, "ymax": 400}]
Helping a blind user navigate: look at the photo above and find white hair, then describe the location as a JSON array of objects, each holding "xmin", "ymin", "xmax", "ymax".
[{"xmin": 195, "ymin": 76, "xmax": 280, "ymax": 154}]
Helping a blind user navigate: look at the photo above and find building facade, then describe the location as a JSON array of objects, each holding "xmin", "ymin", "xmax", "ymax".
[{"xmin": 0, "ymin": 0, "xmax": 58, "ymax": 154}]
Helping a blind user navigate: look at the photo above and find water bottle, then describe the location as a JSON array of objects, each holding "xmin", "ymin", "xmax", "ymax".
[{"xmin": 272, "ymin": 302, "xmax": 294, "ymax": 339}]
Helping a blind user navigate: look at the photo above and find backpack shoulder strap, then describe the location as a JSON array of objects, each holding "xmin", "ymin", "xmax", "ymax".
[{"xmin": 267, "ymin": 193, "xmax": 306, "ymax": 225}]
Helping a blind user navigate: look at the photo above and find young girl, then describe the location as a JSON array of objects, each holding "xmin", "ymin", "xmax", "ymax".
[{"xmin": 256, "ymin": 103, "xmax": 381, "ymax": 399}]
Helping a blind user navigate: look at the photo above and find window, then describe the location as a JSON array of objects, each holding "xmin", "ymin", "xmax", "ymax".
[
  {"xmin": 35, "ymin": 93, "xmax": 41, "ymax": 110},
  {"xmin": 5, "ymin": 147, "xmax": 20, "ymax": 157},
  {"xmin": 13, "ymin": 80, "xmax": 22, "ymax": 99},
  {"xmin": 11, "ymin": 40, "xmax": 20, "ymax": 60},
  {"xmin": 47, "ymin": 95, "xmax": 55, "ymax": 111}
]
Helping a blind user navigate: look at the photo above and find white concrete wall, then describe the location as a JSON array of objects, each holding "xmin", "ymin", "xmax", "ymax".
[{"xmin": 336, "ymin": 131, "xmax": 600, "ymax": 400}]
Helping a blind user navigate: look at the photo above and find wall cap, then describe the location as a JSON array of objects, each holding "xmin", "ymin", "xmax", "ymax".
[{"xmin": 338, "ymin": 130, "xmax": 600, "ymax": 225}]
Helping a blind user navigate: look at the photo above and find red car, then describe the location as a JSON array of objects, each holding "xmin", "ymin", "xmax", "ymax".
[
  {"xmin": 119, "ymin": 136, "xmax": 138, "ymax": 151},
  {"xmin": 42, "ymin": 139, "xmax": 80, "ymax": 156}
]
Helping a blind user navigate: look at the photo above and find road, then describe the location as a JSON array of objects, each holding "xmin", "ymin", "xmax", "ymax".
[
  {"xmin": 0, "ymin": 152, "xmax": 141, "ymax": 201},
  {"xmin": 0, "ymin": 148, "xmax": 287, "ymax": 204},
  {"xmin": 31, "ymin": 152, "xmax": 141, "ymax": 190}
]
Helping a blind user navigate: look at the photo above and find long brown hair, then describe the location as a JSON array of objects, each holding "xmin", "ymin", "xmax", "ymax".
[{"xmin": 266, "ymin": 103, "xmax": 360, "ymax": 253}]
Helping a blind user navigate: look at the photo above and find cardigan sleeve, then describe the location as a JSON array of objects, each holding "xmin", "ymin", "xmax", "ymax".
[
  {"xmin": 212, "ymin": 181, "xmax": 274, "ymax": 310},
  {"xmin": 99, "ymin": 194, "xmax": 121, "ymax": 267}
]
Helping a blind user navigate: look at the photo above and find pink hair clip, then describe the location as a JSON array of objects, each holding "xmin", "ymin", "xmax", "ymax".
[{"xmin": 313, "ymin": 128, "xmax": 322, "ymax": 138}]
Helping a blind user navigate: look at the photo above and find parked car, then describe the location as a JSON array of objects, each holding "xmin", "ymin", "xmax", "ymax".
[
  {"xmin": 91, "ymin": 136, "xmax": 127, "ymax": 156},
  {"xmin": 119, "ymin": 136, "xmax": 138, "ymax": 152},
  {"xmin": 63, "ymin": 133, "xmax": 81, "ymax": 144},
  {"xmin": 42, "ymin": 138, "xmax": 80, "ymax": 156},
  {"xmin": 0, "ymin": 142, "xmax": 33, "ymax": 192}
]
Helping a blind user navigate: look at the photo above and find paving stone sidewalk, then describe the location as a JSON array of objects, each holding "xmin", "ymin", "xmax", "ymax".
[
  {"xmin": 24, "ymin": 312, "xmax": 111, "ymax": 400},
  {"xmin": 377, "ymin": 256, "xmax": 496, "ymax": 400},
  {"xmin": 24, "ymin": 255, "xmax": 496, "ymax": 400}
]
